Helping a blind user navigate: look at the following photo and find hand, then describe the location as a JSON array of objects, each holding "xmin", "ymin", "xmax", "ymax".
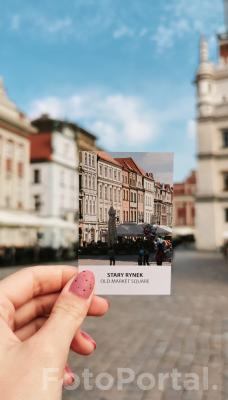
[{"xmin": 0, "ymin": 265, "xmax": 108, "ymax": 400}]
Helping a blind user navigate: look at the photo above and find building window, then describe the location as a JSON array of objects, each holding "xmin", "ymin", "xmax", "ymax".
[
  {"xmin": 105, "ymin": 186, "xmax": 108, "ymax": 200},
  {"xmin": 114, "ymin": 170, "xmax": 117, "ymax": 180},
  {"xmin": 105, "ymin": 167, "xmax": 108, "ymax": 178},
  {"xmin": 60, "ymin": 170, "xmax": 65, "ymax": 187},
  {"xmin": 99, "ymin": 165, "xmax": 102, "ymax": 176},
  {"xmin": 100, "ymin": 208, "xmax": 103, "ymax": 221},
  {"xmin": 110, "ymin": 187, "xmax": 112, "ymax": 200},
  {"xmin": 5, "ymin": 196, "xmax": 10, "ymax": 208},
  {"xmin": 34, "ymin": 195, "xmax": 41, "ymax": 211},
  {"xmin": 17, "ymin": 201, "xmax": 23, "ymax": 209},
  {"xmin": 99, "ymin": 185, "xmax": 102, "ymax": 199},
  {"xmin": 34, "ymin": 169, "xmax": 40, "ymax": 184},
  {"xmin": 85, "ymin": 199, "xmax": 88, "ymax": 214},
  {"xmin": 6, "ymin": 159, "xmax": 13, "ymax": 177},
  {"xmin": 88, "ymin": 154, "xmax": 91, "ymax": 166},
  {"xmin": 84, "ymin": 174, "xmax": 87, "ymax": 188},
  {"xmin": 222, "ymin": 130, "xmax": 228, "ymax": 148},
  {"xmin": 224, "ymin": 172, "xmax": 228, "ymax": 191},
  {"xmin": 85, "ymin": 153, "xmax": 88, "ymax": 165},
  {"xmin": 225, "ymin": 208, "xmax": 228, "ymax": 222},
  {"xmin": 18, "ymin": 162, "xmax": 24, "ymax": 178}
]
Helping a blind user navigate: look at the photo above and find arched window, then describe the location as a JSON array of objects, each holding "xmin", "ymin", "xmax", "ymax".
[
  {"xmin": 99, "ymin": 185, "xmax": 103, "ymax": 199},
  {"xmin": 93, "ymin": 199, "xmax": 96, "ymax": 214}
]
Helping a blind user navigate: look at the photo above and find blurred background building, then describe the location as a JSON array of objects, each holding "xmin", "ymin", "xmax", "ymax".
[
  {"xmin": 0, "ymin": 78, "xmax": 39, "ymax": 254},
  {"xmin": 173, "ymin": 171, "xmax": 196, "ymax": 238},
  {"xmin": 195, "ymin": 18, "xmax": 228, "ymax": 250},
  {"xmin": 0, "ymin": 81, "xmax": 99, "ymax": 264}
]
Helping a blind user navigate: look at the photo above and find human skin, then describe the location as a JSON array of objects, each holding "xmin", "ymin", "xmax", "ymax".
[{"xmin": 0, "ymin": 265, "xmax": 109, "ymax": 400}]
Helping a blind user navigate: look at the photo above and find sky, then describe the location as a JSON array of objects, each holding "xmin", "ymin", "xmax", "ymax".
[
  {"xmin": 111, "ymin": 152, "xmax": 174, "ymax": 185},
  {"xmin": 0, "ymin": 0, "xmax": 225, "ymax": 181}
]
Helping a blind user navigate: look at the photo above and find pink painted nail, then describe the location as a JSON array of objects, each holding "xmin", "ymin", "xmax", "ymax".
[
  {"xmin": 63, "ymin": 365, "xmax": 75, "ymax": 386},
  {"xmin": 69, "ymin": 270, "xmax": 95, "ymax": 299},
  {"xmin": 81, "ymin": 330, "xmax": 97, "ymax": 349}
]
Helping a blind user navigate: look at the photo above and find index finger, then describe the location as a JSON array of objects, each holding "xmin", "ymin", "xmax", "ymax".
[{"xmin": 0, "ymin": 265, "xmax": 77, "ymax": 309}]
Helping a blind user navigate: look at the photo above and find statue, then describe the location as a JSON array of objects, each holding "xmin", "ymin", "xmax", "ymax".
[{"xmin": 108, "ymin": 206, "xmax": 117, "ymax": 247}]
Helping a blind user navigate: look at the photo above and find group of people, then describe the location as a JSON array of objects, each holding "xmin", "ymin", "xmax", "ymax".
[
  {"xmin": 107, "ymin": 237, "xmax": 173, "ymax": 266},
  {"xmin": 137, "ymin": 237, "xmax": 172, "ymax": 266}
]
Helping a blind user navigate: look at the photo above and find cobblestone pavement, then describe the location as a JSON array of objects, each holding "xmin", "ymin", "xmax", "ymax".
[{"xmin": 0, "ymin": 251, "xmax": 228, "ymax": 399}]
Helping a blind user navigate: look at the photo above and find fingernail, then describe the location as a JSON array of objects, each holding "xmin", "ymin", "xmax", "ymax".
[
  {"xmin": 81, "ymin": 330, "xmax": 97, "ymax": 349},
  {"xmin": 69, "ymin": 270, "xmax": 95, "ymax": 299},
  {"xmin": 64, "ymin": 365, "xmax": 75, "ymax": 386}
]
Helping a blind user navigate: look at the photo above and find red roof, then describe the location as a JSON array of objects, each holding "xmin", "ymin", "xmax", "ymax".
[
  {"xmin": 30, "ymin": 132, "xmax": 52, "ymax": 161},
  {"xmin": 114, "ymin": 157, "xmax": 143, "ymax": 175},
  {"xmin": 97, "ymin": 151, "xmax": 122, "ymax": 167}
]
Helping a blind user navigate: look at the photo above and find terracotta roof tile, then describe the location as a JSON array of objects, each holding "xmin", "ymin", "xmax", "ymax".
[
  {"xmin": 97, "ymin": 151, "xmax": 122, "ymax": 167},
  {"xmin": 30, "ymin": 132, "xmax": 52, "ymax": 161}
]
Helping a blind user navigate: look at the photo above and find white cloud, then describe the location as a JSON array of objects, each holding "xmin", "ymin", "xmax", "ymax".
[
  {"xmin": 10, "ymin": 15, "xmax": 21, "ymax": 31},
  {"xmin": 46, "ymin": 17, "xmax": 72, "ymax": 34},
  {"xmin": 113, "ymin": 26, "xmax": 134, "ymax": 39},
  {"xmin": 153, "ymin": 0, "xmax": 223, "ymax": 52},
  {"xmin": 29, "ymin": 91, "xmax": 156, "ymax": 150},
  {"xmin": 152, "ymin": 25, "xmax": 174, "ymax": 51}
]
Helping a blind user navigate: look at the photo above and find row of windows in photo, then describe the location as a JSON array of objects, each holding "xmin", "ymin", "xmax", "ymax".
[
  {"xmin": 98, "ymin": 164, "xmax": 121, "ymax": 182},
  {"xmin": 99, "ymin": 207, "xmax": 120, "ymax": 222},
  {"xmin": 99, "ymin": 185, "xmax": 121, "ymax": 202},
  {"xmin": 81, "ymin": 152, "xmax": 96, "ymax": 168},
  {"xmin": 82, "ymin": 172, "xmax": 228, "ymax": 195}
]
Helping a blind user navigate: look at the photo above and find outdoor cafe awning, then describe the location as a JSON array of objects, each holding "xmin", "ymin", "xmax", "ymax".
[
  {"xmin": 0, "ymin": 210, "xmax": 75, "ymax": 230},
  {"xmin": 117, "ymin": 223, "xmax": 144, "ymax": 237}
]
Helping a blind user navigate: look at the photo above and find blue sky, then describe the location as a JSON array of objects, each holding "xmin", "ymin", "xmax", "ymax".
[{"xmin": 0, "ymin": 0, "xmax": 225, "ymax": 181}]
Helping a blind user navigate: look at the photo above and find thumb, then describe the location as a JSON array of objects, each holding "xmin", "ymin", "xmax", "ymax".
[{"xmin": 37, "ymin": 270, "xmax": 95, "ymax": 356}]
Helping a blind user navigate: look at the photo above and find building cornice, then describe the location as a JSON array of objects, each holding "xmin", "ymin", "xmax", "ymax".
[
  {"xmin": 197, "ymin": 152, "xmax": 228, "ymax": 160},
  {"xmin": 196, "ymin": 195, "xmax": 228, "ymax": 202},
  {"xmin": 30, "ymin": 158, "xmax": 77, "ymax": 170},
  {"xmin": 0, "ymin": 119, "xmax": 34, "ymax": 138}
]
